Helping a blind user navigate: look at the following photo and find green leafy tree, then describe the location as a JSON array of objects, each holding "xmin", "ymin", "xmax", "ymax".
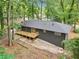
[
  {"xmin": 45, "ymin": 0, "xmax": 79, "ymax": 31},
  {"xmin": 63, "ymin": 38, "xmax": 79, "ymax": 59},
  {"xmin": 45, "ymin": 0, "xmax": 79, "ymax": 24}
]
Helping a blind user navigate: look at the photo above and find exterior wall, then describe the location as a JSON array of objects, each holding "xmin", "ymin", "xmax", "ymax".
[
  {"xmin": 22, "ymin": 26, "xmax": 65, "ymax": 47},
  {"xmin": 36, "ymin": 29, "xmax": 65, "ymax": 47},
  {"xmin": 21, "ymin": 26, "xmax": 31, "ymax": 32}
]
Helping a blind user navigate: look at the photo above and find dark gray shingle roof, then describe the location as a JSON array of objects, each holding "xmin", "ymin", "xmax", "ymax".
[{"xmin": 21, "ymin": 20, "xmax": 72, "ymax": 34}]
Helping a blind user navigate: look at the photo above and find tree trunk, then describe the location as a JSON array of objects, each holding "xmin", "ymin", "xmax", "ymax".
[
  {"xmin": 28, "ymin": 15, "xmax": 29, "ymax": 20},
  {"xmin": 60, "ymin": 0, "xmax": 66, "ymax": 24},
  {"xmin": 23, "ymin": 13, "xmax": 26, "ymax": 21},
  {"xmin": 32, "ymin": 1, "xmax": 34, "ymax": 19},
  {"xmin": 68, "ymin": 0, "xmax": 75, "ymax": 19},
  {"xmin": 23, "ymin": 9, "xmax": 26, "ymax": 21},
  {"xmin": 73, "ymin": 21, "xmax": 76, "ymax": 31},
  {"xmin": 40, "ymin": 1, "xmax": 43, "ymax": 20},
  {"xmin": 7, "ymin": 0, "xmax": 12, "ymax": 46},
  {"xmin": 0, "ymin": 6, "xmax": 4, "ymax": 30},
  {"xmin": 11, "ymin": 3, "xmax": 14, "ymax": 44}
]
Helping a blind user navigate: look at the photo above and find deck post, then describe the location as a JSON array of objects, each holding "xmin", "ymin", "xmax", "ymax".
[{"xmin": 65, "ymin": 34, "xmax": 68, "ymax": 40}]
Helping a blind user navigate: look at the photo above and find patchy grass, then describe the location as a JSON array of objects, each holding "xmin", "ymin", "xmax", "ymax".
[
  {"xmin": 0, "ymin": 54, "xmax": 15, "ymax": 59},
  {"xmin": 0, "ymin": 46, "xmax": 15, "ymax": 59}
]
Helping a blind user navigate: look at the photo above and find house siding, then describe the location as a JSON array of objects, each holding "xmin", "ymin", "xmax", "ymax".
[{"xmin": 36, "ymin": 29, "xmax": 65, "ymax": 47}]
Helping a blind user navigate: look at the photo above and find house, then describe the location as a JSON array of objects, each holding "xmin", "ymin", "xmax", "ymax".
[{"xmin": 21, "ymin": 20, "xmax": 72, "ymax": 47}]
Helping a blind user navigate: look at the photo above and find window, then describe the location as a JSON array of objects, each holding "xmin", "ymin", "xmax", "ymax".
[
  {"xmin": 31, "ymin": 28, "xmax": 36, "ymax": 33},
  {"xmin": 31, "ymin": 28, "xmax": 39, "ymax": 34},
  {"xmin": 43, "ymin": 30, "xmax": 47, "ymax": 33},
  {"xmin": 54, "ymin": 32, "xmax": 61, "ymax": 36}
]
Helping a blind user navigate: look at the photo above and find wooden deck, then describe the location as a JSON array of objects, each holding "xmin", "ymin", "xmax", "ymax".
[
  {"xmin": 16, "ymin": 31, "xmax": 39, "ymax": 39},
  {"xmin": 15, "ymin": 35, "xmax": 64, "ymax": 54}
]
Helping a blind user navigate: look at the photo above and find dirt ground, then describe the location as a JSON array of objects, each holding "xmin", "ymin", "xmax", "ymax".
[
  {"xmin": 1, "ymin": 31, "xmax": 79, "ymax": 59},
  {"xmin": 1, "ymin": 38, "xmax": 60, "ymax": 59},
  {"xmin": 68, "ymin": 32, "xmax": 79, "ymax": 39}
]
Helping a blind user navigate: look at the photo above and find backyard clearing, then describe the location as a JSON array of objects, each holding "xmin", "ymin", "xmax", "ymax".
[
  {"xmin": 2, "ymin": 36, "xmax": 61, "ymax": 59},
  {"xmin": 1, "ymin": 31, "xmax": 78, "ymax": 59}
]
